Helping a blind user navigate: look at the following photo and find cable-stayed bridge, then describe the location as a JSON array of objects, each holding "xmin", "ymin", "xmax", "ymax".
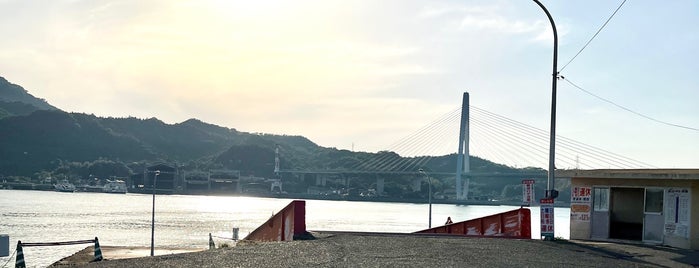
[{"xmin": 277, "ymin": 93, "xmax": 653, "ymax": 200}]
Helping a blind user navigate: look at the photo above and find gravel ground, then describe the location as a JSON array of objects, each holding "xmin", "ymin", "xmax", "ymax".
[{"xmin": 69, "ymin": 232, "xmax": 698, "ymax": 268}]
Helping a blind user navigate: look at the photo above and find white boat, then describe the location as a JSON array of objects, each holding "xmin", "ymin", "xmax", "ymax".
[
  {"xmin": 103, "ymin": 180, "xmax": 127, "ymax": 194},
  {"xmin": 54, "ymin": 180, "xmax": 76, "ymax": 192}
]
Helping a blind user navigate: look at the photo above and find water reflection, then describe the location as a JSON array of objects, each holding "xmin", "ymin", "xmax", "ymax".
[{"xmin": 0, "ymin": 190, "xmax": 570, "ymax": 267}]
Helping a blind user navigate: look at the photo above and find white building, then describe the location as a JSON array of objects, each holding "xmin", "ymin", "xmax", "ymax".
[{"xmin": 559, "ymin": 169, "xmax": 699, "ymax": 249}]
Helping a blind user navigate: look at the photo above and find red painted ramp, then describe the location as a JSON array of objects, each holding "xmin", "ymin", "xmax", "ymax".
[
  {"xmin": 244, "ymin": 200, "xmax": 308, "ymax": 242},
  {"xmin": 415, "ymin": 208, "xmax": 531, "ymax": 239}
]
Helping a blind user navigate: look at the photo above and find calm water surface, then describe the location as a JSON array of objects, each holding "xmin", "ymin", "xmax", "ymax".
[{"xmin": 0, "ymin": 190, "xmax": 570, "ymax": 268}]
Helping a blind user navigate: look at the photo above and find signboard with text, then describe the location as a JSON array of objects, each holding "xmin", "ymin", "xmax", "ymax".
[
  {"xmin": 570, "ymin": 186, "xmax": 592, "ymax": 222},
  {"xmin": 522, "ymin": 179, "xmax": 535, "ymax": 206},
  {"xmin": 540, "ymin": 198, "xmax": 555, "ymax": 239},
  {"xmin": 664, "ymin": 188, "xmax": 691, "ymax": 238},
  {"xmin": 571, "ymin": 186, "xmax": 592, "ymax": 203}
]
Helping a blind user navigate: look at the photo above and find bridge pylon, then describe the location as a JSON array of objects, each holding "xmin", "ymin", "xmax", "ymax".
[{"xmin": 455, "ymin": 92, "xmax": 470, "ymax": 200}]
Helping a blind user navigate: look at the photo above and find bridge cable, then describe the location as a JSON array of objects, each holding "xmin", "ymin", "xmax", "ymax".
[
  {"xmin": 471, "ymin": 106, "xmax": 649, "ymax": 168},
  {"xmin": 472, "ymin": 106, "xmax": 651, "ymax": 168}
]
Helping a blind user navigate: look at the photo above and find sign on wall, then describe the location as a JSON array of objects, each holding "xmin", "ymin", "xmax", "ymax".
[
  {"xmin": 664, "ymin": 188, "xmax": 691, "ymax": 238},
  {"xmin": 571, "ymin": 186, "xmax": 592, "ymax": 203},
  {"xmin": 570, "ymin": 186, "xmax": 592, "ymax": 222},
  {"xmin": 522, "ymin": 179, "xmax": 535, "ymax": 206}
]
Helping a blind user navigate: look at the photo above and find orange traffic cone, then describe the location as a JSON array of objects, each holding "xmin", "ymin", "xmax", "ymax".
[
  {"xmin": 93, "ymin": 237, "xmax": 103, "ymax": 262},
  {"xmin": 15, "ymin": 241, "xmax": 25, "ymax": 268}
]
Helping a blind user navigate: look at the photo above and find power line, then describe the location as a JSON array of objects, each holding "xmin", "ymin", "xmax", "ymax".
[
  {"xmin": 562, "ymin": 77, "xmax": 699, "ymax": 132},
  {"xmin": 560, "ymin": 0, "xmax": 628, "ymax": 72}
]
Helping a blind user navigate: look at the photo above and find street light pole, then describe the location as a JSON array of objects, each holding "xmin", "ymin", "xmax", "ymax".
[
  {"xmin": 532, "ymin": 0, "xmax": 559, "ymax": 199},
  {"xmin": 150, "ymin": 170, "xmax": 160, "ymax": 257},
  {"xmin": 418, "ymin": 169, "xmax": 432, "ymax": 229}
]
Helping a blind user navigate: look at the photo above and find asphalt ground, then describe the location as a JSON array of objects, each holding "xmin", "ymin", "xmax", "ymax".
[{"xmin": 59, "ymin": 232, "xmax": 699, "ymax": 268}]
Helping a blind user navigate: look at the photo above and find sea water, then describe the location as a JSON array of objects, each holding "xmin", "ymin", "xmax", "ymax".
[{"xmin": 0, "ymin": 190, "xmax": 570, "ymax": 268}]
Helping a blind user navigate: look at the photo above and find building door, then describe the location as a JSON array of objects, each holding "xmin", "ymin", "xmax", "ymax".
[
  {"xmin": 643, "ymin": 188, "xmax": 664, "ymax": 243},
  {"xmin": 609, "ymin": 187, "xmax": 644, "ymax": 240},
  {"xmin": 591, "ymin": 187, "xmax": 610, "ymax": 239}
]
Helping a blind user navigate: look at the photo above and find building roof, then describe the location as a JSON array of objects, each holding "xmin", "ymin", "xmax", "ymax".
[{"xmin": 557, "ymin": 169, "xmax": 699, "ymax": 180}]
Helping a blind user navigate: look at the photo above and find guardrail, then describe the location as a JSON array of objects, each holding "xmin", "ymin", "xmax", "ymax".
[
  {"xmin": 243, "ymin": 200, "xmax": 308, "ymax": 242},
  {"xmin": 415, "ymin": 208, "xmax": 531, "ymax": 239}
]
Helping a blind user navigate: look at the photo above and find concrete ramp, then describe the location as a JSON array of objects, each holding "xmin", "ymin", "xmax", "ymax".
[
  {"xmin": 415, "ymin": 208, "xmax": 531, "ymax": 239},
  {"xmin": 244, "ymin": 200, "xmax": 308, "ymax": 242}
]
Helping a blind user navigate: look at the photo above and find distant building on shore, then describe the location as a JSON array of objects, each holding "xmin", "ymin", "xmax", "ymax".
[
  {"xmin": 559, "ymin": 169, "xmax": 699, "ymax": 250},
  {"xmin": 129, "ymin": 163, "xmax": 178, "ymax": 193}
]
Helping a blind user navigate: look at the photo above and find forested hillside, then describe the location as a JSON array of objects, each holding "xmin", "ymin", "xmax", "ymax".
[{"xmin": 0, "ymin": 75, "xmax": 556, "ymax": 201}]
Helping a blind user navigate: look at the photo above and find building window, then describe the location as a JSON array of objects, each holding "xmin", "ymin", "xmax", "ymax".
[
  {"xmin": 644, "ymin": 188, "xmax": 664, "ymax": 213},
  {"xmin": 593, "ymin": 188, "xmax": 609, "ymax": 211}
]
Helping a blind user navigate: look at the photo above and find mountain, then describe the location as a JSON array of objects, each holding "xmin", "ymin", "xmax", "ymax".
[
  {"xmin": 0, "ymin": 108, "xmax": 322, "ymax": 177},
  {"xmin": 0, "ymin": 76, "xmax": 59, "ymax": 118},
  {"xmin": 0, "ymin": 76, "xmax": 555, "ymax": 201}
]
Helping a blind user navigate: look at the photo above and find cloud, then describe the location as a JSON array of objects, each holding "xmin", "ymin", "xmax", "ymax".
[
  {"xmin": 417, "ymin": 2, "xmax": 568, "ymax": 44},
  {"xmin": 459, "ymin": 16, "xmax": 544, "ymax": 34}
]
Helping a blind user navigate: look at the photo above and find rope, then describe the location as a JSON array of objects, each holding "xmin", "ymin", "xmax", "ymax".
[
  {"xmin": 20, "ymin": 239, "xmax": 96, "ymax": 247},
  {"xmin": 211, "ymin": 235, "xmax": 236, "ymax": 240},
  {"xmin": 1, "ymin": 249, "xmax": 16, "ymax": 268}
]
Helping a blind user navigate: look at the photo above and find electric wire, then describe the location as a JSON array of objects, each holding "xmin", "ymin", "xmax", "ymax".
[
  {"xmin": 563, "ymin": 78, "xmax": 699, "ymax": 132},
  {"xmin": 560, "ymin": 0, "xmax": 628, "ymax": 72}
]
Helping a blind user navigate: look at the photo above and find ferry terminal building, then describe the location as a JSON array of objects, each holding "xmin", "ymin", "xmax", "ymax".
[{"xmin": 559, "ymin": 169, "xmax": 699, "ymax": 249}]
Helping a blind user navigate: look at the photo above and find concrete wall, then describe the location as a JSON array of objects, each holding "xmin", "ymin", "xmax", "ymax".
[{"xmin": 570, "ymin": 177, "xmax": 698, "ymax": 250}]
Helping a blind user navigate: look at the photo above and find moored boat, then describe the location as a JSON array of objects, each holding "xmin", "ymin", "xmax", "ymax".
[
  {"xmin": 103, "ymin": 180, "xmax": 127, "ymax": 194},
  {"xmin": 54, "ymin": 180, "xmax": 76, "ymax": 192}
]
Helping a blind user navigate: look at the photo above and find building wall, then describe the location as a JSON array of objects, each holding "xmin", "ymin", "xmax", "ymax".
[
  {"xmin": 692, "ymin": 183, "xmax": 699, "ymax": 249},
  {"xmin": 570, "ymin": 177, "xmax": 698, "ymax": 250}
]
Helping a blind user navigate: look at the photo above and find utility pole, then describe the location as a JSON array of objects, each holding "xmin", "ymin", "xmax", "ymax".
[
  {"xmin": 533, "ymin": 0, "xmax": 559, "ymax": 241},
  {"xmin": 532, "ymin": 0, "xmax": 559, "ymax": 200}
]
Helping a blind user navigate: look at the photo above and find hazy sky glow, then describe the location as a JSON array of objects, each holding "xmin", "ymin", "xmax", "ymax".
[{"xmin": 1, "ymin": 0, "xmax": 697, "ymax": 168}]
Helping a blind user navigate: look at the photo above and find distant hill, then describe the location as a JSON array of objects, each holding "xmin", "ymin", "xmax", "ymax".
[
  {"xmin": 0, "ymin": 109, "xmax": 324, "ymax": 177},
  {"xmin": 0, "ymin": 76, "xmax": 553, "ymax": 200},
  {"xmin": 0, "ymin": 76, "xmax": 59, "ymax": 117}
]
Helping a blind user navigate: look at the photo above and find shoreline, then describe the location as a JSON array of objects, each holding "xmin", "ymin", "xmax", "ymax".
[{"xmin": 0, "ymin": 188, "xmax": 571, "ymax": 207}]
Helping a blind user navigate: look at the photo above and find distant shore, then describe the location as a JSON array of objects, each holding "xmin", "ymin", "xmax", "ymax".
[{"xmin": 0, "ymin": 186, "xmax": 570, "ymax": 207}]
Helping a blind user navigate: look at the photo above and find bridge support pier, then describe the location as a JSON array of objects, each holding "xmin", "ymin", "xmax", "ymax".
[
  {"xmin": 411, "ymin": 178, "xmax": 421, "ymax": 192},
  {"xmin": 376, "ymin": 177, "xmax": 384, "ymax": 195},
  {"xmin": 315, "ymin": 175, "xmax": 327, "ymax": 186},
  {"xmin": 460, "ymin": 179, "xmax": 470, "ymax": 200}
]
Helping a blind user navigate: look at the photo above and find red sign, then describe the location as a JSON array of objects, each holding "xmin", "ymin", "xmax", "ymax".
[
  {"xmin": 522, "ymin": 179, "xmax": 535, "ymax": 206},
  {"xmin": 571, "ymin": 186, "xmax": 592, "ymax": 203}
]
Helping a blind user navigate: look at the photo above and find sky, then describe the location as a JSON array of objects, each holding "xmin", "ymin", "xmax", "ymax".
[{"xmin": 0, "ymin": 0, "xmax": 697, "ymax": 169}]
